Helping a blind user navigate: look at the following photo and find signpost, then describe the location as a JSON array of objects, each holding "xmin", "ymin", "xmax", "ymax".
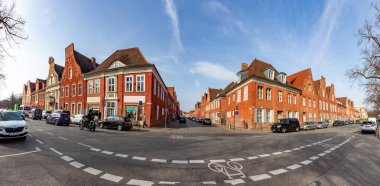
[{"xmin": 233, "ymin": 106, "xmax": 239, "ymax": 130}]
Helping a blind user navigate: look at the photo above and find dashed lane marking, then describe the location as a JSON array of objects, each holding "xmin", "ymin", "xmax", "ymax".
[
  {"xmin": 100, "ymin": 173, "xmax": 123, "ymax": 183},
  {"xmin": 272, "ymin": 152, "xmax": 283, "ymax": 155},
  {"xmin": 36, "ymin": 139, "xmax": 44, "ymax": 144},
  {"xmin": 158, "ymin": 181, "xmax": 180, "ymax": 185},
  {"xmin": 209, "ymin": 159, "xmax": 226, "ymax": 163},
  {"xmin": 287, "ymin": 164, "xmax": 302, "ymax": 170},
  {"xmin": 58, "ymin": 137, "xmax": 68, "ymax": 141},
  {"xmin": 283, "ymin": 150, "xmax": 292, "ymax": 153},
  {"xmin": 115, "ymin": 153, "xmax": 128, "ymax": 158},
  {"xmin": 269, "ymin": 168, "xmax": 288, "ymax": 175},
  {"xmin": 101, "ymin": 151, "xmax": 114, "ymax": 155},
  {"xmin": 90, "ymin": 148, "xmax": 101, "ymax": 152},
  {"xmin": 299, "ymin": 146, "xmax": 306, "ymax": 149},
  {"xmin": 61, "ymin": 156, "xmax": 73, "ymax": 162},
  {"xmin": 189, "ymin": 160, "xmax": 205, "ymax": 164},
  {"xmin": 69, "ymin": 161, "xmax": 85, "ymax": 168},
  {"xmin": 27, "ymin": 134, "xmax": 32, "ymax": 137},
  {"xmin": 247, "ymin": 156, "xmax": 258, "ymax": 160},
  {"xmin": 318, "ymin": 153, "xmax": 326, "ymax": 157},
  {"xmin": 0, "ymin": 147, "xmax": 41, "ymax": 158},
  {"xmin": 49, "ymin": 148, "xmax": 63, "ymax": 155},
  {"xmin": 172, "ymin": 160, "xmax": 188, "ymax": 164},
  {"xmin": 132, "ymin": 156, "xmax": 147, "ymax": 161},
  {"xmin": 300, "ymin": 160, "xmax": 313, "ymax": 165},
  {"xmin": 230, "ymin": 158, "xmax": 245, "ymax": 162},
  {"xmin": 78, "ymin": 143, "xmax": 93, "ymax": 148},
  {"xmin": 250, "ymin": 174, "xmax": 272, "ymax": 181},
  {"xmin": 306, "ymin": 144, "xmax": 312, "ymax": 147},
  {"xmin": 309, "ymin": 156, "xmax": 319, "ymax": 160},
  {"xmin": 83, "ymin": 167, "xmax": 103, "ymax": 175},
  {"xmin": 151, "ymin": 159, "xmax": 167, "ymax": 163},
  {"xmin": 224, "ymin": 179, "xmax": 245, "ymax": 185},
  {"xmin": 292, "ymin": 148, "xmax": 300, "ymax": 151},
  {"xmin": 202, "ymin": 181, "xmax": 217, "ymax": 184},
  {"xmin": 325, "ymin": 150, "xmax": 332, "ymax": 153},
  {"xmin": 127, "ymin": 179, "xmax": 154, "ymax": 186},
  {"xmin": 258, "ymin": 154, "xmax": 271, "ymax": 158}
]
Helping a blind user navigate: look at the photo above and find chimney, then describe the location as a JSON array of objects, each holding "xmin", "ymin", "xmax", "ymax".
[
  {"xmin": 48, "ymin": 56, "xmax": 54, "ymax": 65},
  {"xmin": 241, "ymin": 63, "xmax": 248, "ymax": 71},
  {"xmin": 91, "ymin": 57, "xmax": 97, "ymax": 68}
]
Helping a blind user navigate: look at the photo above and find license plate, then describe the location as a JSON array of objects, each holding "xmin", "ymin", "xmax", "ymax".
[{"xmin": 9, "ymin": 132, "xmax": 19, "ymax": 136}]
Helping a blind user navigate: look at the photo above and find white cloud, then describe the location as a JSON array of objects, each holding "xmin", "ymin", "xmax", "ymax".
[
  {"xmin": 190, "ymin": 61, "xmax": 235, "ymax": 81},
  {"xmin": 163, "ymin": 0, "xmax": 184, "ymax": 51},
  {"xmin": 195, "ymin": 79, "xmax": 200, "ymax": 88},
  {"xmin": 149, "ymin": 55, "xmax": 179, "ymax": 64},
  {"xmin": 207, "ymin": 0, "xmax": 230, "ymax": 15}
]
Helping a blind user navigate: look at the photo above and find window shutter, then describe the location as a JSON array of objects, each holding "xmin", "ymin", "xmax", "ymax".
[
  {"xmin": 271, "ymin": 110, "xmax": 274, "ymax": 123},
  {"xmin": 262, "ymin": 109, "xmax": 266, "ymax": 123}
]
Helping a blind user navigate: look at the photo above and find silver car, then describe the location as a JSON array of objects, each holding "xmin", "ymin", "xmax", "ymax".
[
  {"xmin": 0, "ymin": 110, "xmax": 28, "ymax": 140},
  {"xmin": 302, "ymin": 122, "xmax": 317, "ymax": 130},
  {"xmin": 361, "ymin": 121, "xmax": 377, "ymax": 134},
  {"xmin": 317, "ymin": 121, "xmax": 329, "ymax": 129},
  {"xmin": 70, "ymin": 114, "xmax": 84, "ymax": 124}
]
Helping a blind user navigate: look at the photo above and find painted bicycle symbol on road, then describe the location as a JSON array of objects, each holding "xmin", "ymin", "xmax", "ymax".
[{"xmin": 208, "ymin": 161, "xmax": 246, "ymax": 179}]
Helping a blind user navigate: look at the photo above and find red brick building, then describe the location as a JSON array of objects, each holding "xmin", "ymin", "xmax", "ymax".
[
  {"xmin": 84, "ymin": 47, "xmax": 176, "ymax": 127},
  {"xmin": 30, "ymin": 79, "xmax": 46, "ymax": 109},
  {"xmin": 22, "ymin": 81, "xmax": 35, "ymax": 106},
  {"xmin": 44, "ymin": 57, "xmax": 64, "ymax": 111},
  {"xmin": 59, "ymin": 43, "xmax": 98, "ymax": 115},
  {"xmin": 208, "ymin": 82, "xmax": 235, "ymax": 125}
]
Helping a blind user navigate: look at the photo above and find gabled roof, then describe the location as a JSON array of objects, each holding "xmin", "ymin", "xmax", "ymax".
[
  {"xmin": 29, "ymin": 82, "xmax": 36, "ymax": 92},
  {"xmin": 90, "ymin": 47, "xmax": 151, "ymax": 73},
  {"xmin": 313, "ymin": 80, "xmax": 321, "ymax": 93},
  {"xmin": 54, "ymin": 64, "xmax": 64, "ymax": 79},
  {"xmin": 214, "ymin": 82, "xmax": 237, "ymax": 100},
  {"xmin": 287, "ymin": 68, "xmax": 311, "ymax": 89},
  {"xmin": 74, "ymin": 50, "xmax": 98, "ymax": 73},
  {"xmin": 208, "ymin": 88, "xmax": 223, "ymax": 100},
  {"xmin": 326, "ymin": 86, "xmax": 331, "ymax": 96}
]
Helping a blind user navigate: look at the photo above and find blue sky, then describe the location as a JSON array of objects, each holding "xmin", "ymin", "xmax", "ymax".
[{"xmin": 0, "ymin": 0, "xmax": 374, "ymax": 111}]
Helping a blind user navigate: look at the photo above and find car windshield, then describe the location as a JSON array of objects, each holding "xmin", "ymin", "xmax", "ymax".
[
  {"xmin": 279, "ymin": 119, "xmax": 289, "ymax": 124},
  {"xmin": 0, "ymin": 112, "xmax": 23, "ymax": 121}
]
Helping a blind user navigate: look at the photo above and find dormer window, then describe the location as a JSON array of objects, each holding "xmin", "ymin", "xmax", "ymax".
[
  {"xmin": 264, "ymin": 69, "xmax": 275, "ymax": 80},
  {"xmin": 277, "ymin": 72, "xmax": 287, "ymax": 84},
  {"xmin": 109, "ymin": 61, "xmax": 126, "ymax": 69},
  {"xmin": 237, "ymin": 70, "xmax": 248, "ymax": 83}
]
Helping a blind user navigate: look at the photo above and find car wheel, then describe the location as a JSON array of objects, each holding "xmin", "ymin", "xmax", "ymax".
[
  {"xmin": 55, "ymin": 121, "xmax": 58, "ymax": 126},
  {"xmin": 79, "ymin": 124, "xmax": 84, "ymax": 130},
  {"xmin": 99, "ymin": 124, "xmax": 104, "ymax": 129},
  {"xmin": 296, "ymin": 127, "xmax": 300, "ymax": 132},
  {"xmin": 117, "ymin": 125, "xmax": 123, "ymax": 131},
  {"xmin": 281, "ymin": 128, "xmax": 286, "ymax": 133}
]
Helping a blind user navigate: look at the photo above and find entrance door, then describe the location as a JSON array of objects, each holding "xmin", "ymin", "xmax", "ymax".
[{"xmin": 106, "ymin": 101, "xmax": 117, "ymax": 117}]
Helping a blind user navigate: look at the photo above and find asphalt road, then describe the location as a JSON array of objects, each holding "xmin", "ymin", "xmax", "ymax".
[{"xmin": 0, "ymin": 119, "xmax": 379, "ymax": 186}]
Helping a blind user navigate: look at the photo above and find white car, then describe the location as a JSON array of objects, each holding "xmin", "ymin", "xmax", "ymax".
[
  {"xmin": 361, "ymin": 121, "xmax": 377, "ymax": 134},
  {"xmin": 70, "ymin": 114, "xmax": 84, "ymax": 124},
  {"xmin": 0, "ymin": 110, "xmax": 28, "ymax": 140}
]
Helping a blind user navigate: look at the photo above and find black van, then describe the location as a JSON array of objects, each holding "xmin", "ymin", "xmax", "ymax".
[
  {"xmin": 271, "ymin": 118, "xmax": 300, "ymax": 133},
  {"xmin": 29, "ymin": 108, "xmax": 43, "ymax": 120}
]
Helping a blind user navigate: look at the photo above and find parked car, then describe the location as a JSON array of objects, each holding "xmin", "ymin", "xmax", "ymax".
[
  {"xmin": 42, "ymin": 110, "xmax": 52, "ymax": 119},
  {"xmin": 302, "ymin": 122, "xmax": 317, "ymax": 130},
  {"xmin": 0, "ymin": 110, "xmax": 28, "ymax": 140},
  {"xmin": 99, "ymin": 116, "xmax": 133, "ymax": 131},
  {"xmin": 29, "ymin": 108, "xmax": 42, "ymax": 120},
  {"xmin": 316, "ymin": 121, "xmax": 329, "ymax": 129},
  {"xmin": 333, "ymin": 120, "xmax": 343, "ymax": 126},
  {"xmin": 271, "ymin": 118, "xmax": 300, "ymax": 133},
  {"xmin": 16, "ymin": 110, "xmax": 26, "ymax": 120},
  {"xmin": 202, "ymin": 118, "xmax": 212, "ymax": 125},
  {"xmin": 46, "ymin": 110, "xmax": 70, "ymax": 126},
  {"xmin": 70, "ymin": 114, "xmax": 84, "ymax": 125},
  {"xmin": 361, "ymin": 121, "xmax": 377, "ymax": 134},
  {"xmin": 179, "ymin": 117, "xmax": 186, "ymax": 123}
]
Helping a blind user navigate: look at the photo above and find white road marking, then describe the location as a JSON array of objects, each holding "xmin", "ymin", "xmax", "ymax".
[
  {"xmin": 209, "ymin": 159, "xmax": 226, "ymax": 163},
  {"xmin": 325, "ymin": 150, "xmax": 332, "ymax": 153},
  {"xmin": 46, "ymin": 132, "xmax": 53, "ymax": 135},
  {"xmin": 310, "ymin": 156, "xmax": 319, "ymax": 160},
  {"xmin": 318, "ymin": 153, "xmax": 326, "ymax": 157},
  {"xmin": 90, "ymin": 148, "xmax": 101, "ymax": 152},
  {"xmin": 172, "ymin": 160, "xmax": 188, "ymax": 164},
  {"xmin": 299, "ymin": 146, "xmax": 305, "ymax": 149},
  {"xmin": 0, "ymin": 148, "xmax": 40, "ymax": 158},
  {"xmin": 58, "ymin": 137, "xmax": 68, "ymax": 141},
  {"xmin": 83, "ymin": 167, "xmax": 103, "ymax": 175},
  {"xmin": 78, "ymin": 143, "xmax": 93, "ymax": 148},
  {"xmin": 127, "ymin": 179, "xmax": 154, "ymax": 186},
  {"xmin": 306, "ymin": 144, "xmax": 312, "ymax": 147},
  {"xmin": 202, "ymin": 181, "xmax": 217, "ymax": 184},
  {"xmin": 132, "ymin": 156, "xmax": 147, "ymax": 161},
  {"xmin": 101, "ymin": 151, "xmax": 114, "ymax": 155},
  {"xmin": 224, "ymin": 179, "xmax": 245, "ymax": 185},
  {"xmin": 312, "ymin": 142, "xmax": 318, "ymax": 145},
  {"xmin": 300, "ymin": 160, "xmax": 313, "ymax": 165},
  {"xmin": 100, "ymin": 173, "xmax": 123, "ymax": 183},
  {"xmin": 151, "ymin": 159, "xmax": 167, "ymax": 163},
  {"xmin": 35, "ymin": 147, "xmax": 41, "ymax": 151},
  {"xmin": 158, "ymin": 181, "xmax": 180, "ymax": 185},
  {"xmin": 49, "ymin": 148, "xmax": 63, "ymax": 155},
  {"xmin": 269, "ymin": 168, "xmax": 288, "ymax": 175},
  {"xmin": 189, "ymin": 160, "xmax": 205, "ymax": 164},
  {"xmin": 272, "ymin": 152, "xmax": 283, "ymax": 155},
  {"xmin": 283, "ymin": 150, "xmax": 292, "ymax": 153},
  {"xmin": 36, "ymin": 139, "xmax": 44, "ymax": 144},
  {"xmin": 115, "ymin": 153, "xmax": 128, "ymax": 158},
  {"xmin": 69, "ymin": 161, "xmax": 85, "ymax": 168},
  {"xmin": 61, "ymin": 156, "xmax": 73, "ymax": 162},
  {"xmin": 250, "ymin": 174, "xmax": 272, "ymax": 181},
  {"xmin": 292, "ymin": 148, "xmax": 300, "ymax": 151},
  {"xmin": 230, "ymin": 158, "xmax": 245, "ymax": 162},
  {"xmin": 27, "ymin": 134, "xmax": 32, "ymax": 137},
  {"xmin": 258, "ymin": 154, "xmax": 271, "ymax": 158},
  {"xmin": 247, "ymin": 156, "xmax": 258, "ymax": 160},
  {"xmin": 287, "ymin": 164, "xmax": 302, "ymax": 170}
]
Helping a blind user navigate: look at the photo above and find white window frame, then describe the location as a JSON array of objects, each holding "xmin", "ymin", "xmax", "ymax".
[
  {"xmin": 278, "ymin": 91, "xmax": 282, "ymax": 102},
  {"xmin": 88, "ymin": 80, "xmax": 93, "ymax": 94},
  {"xmin": 266, "ymin": 88, "xmax": 271, "ymax": 100},
  {"xmin": 258, "ymin": 86, "xmax": 263, "ymax": 99},
  {"xmin": 69, "ymin": 68, "xmax": 72, "ymax": 79},
  {"xmin": 243, "ymin": 86, "xmax": 248, "ymax": 101},
  {"xmin": 94, "ymin": 79, "xmax": 100, "ymax": 94},
  {"xmin": 65, "ymin": 86, "xmax": 69, "ymax": 97},
  {"xmin": 136, "ymin": 75, "xmax": 145, "ymax": 92},
  {"xmin": 78, "ymin": 83, "xmax": 82, "ymax": 96},
  {"xmin": 287, "ymin": 93, "xmax": 291, "ymax": 104},
  {"xmin": 125, "ymin": 75, "xmax": 133, "ymax": 92},
  {"xmin": 72, "ymin": 84, "xmax": 76, "ymax": 96},
  {"xmin": 77, "ymin": 103, "xmax": 82, "ymax": 115},
  {"xmin": 153, "ymin": 78, "xmax": 156, "ymax": 95},
  {"xmin": 237, "ymin": 89, "xmax": 241, "ymax": 102},
  {"xmin": 107, "ymin": 76, "xmax": 116, "ymax": 92},
  {"xmin": 293, "ymin": 95, "xmax": 296, "ymax": 104},
  {"xmin": 257, "ymin": 109, "xmax": 263, "ymax": 123}
]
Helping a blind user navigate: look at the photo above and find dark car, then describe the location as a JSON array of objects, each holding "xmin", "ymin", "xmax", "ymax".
[
  {"xmin": 271, "ymin": 118, "xmax": 300, "ymax": 133},
  {"xmin": 203, "ymin": 118, "xmax": 212, "ymax": 125},
  {"xmin": 29, "ymin": 108, "xmax": 42, "ymax": 120},
  {"xmin": 99, "ymin": 116, "xmax": 133, "ymax": 131},
  {"xmin": 46, "ymin": 110, "xmax": 70, "ymax": 126},
  {"xmin": 179, "ymin": 117, "xmax": 186, "ymax": 123},
  {"xmin": 333, "ymin": 120, "xmax": 344, "ymax": 126}
]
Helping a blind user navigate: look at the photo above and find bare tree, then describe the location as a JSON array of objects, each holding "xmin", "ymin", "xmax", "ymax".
[
  {"xmin": 0, "ymin": 0, "xmax": 27, "ymax": 86},
  {"xmin": 347, "ymin": 1, "xmax": 380, "ymax": 110}
]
